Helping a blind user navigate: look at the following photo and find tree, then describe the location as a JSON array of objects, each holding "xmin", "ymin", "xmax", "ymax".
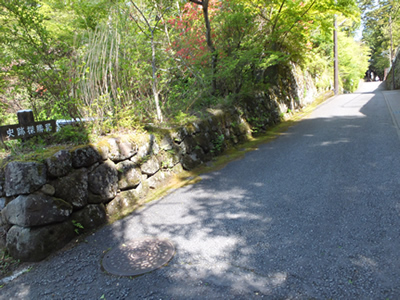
[
  {"xmin": 361, "ymin": 0, "xmax": 400, "ymax": 79},
  {"xmin": 129, "ymin": 0, "xmax": 171, "ymax": 123}
]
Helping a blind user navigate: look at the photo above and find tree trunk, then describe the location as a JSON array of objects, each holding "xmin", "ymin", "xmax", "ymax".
[
  {"xmin": 151, "ymin": 31, "xmax": 163, "ymax": 123},
  {"xmin": 190, "ymin": 0, "xmax": 218, "ymax": 94},
  {"xmin": 201, "ymin": 0, "xmax": 217, "ymax": 93}
]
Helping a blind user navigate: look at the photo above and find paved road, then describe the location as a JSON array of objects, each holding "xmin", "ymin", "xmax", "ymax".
[{"xmin": 2, "ymin": 82, "xmax": 400, "ymax": 299}]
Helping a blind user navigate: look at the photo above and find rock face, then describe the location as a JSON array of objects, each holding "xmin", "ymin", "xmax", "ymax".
[
  {"xmin": 147, "ymin": 171, "xmax": 167, "ymax": 189},
  {"xmin": 106, "ymin": 189, "xmax": 141, "ymax": 216},
  {"xmin": 5, "ymin": 162, "xmax": 47, "ymax": 197},
  {"xmin": 0, "ymin": 197, "xmax": 5, "ymax": 210},
  {"xmin": 2, "ymin": 194, "xmax": 72, "ymax": 227},
  {"xmin": 6, "ymin": 221, "xmax": 75, "ymax": 262},
  {"xmin": 181, "ymin": 150, "xmax": 204, "ymax": 170},
  {"xmin": 53, "ymin": 168, "xmax": 88, "ymax": 209},
  {"xmin": 71, "ymin": 145, "xmax": 102, "ymax": 168},
  {"xmin": 0, "ymin": 169, "xmax": 4, "ymax": 197},
  {"xmin": 46, "ymin": 150, "xmax": 72, "ymax": 178},
  {"xmin": 88, "ymin": 160, "xmax": 118, "ymax": 200},
  {"xmin": 0, "ymin": 225, "xmax": 7, "ymax": 249},
  {"xmin": 117, "ymin": 161, "xmax": 141, "ymax": 190},
  {"xmin": 140, "ymin": 156, "xmax": 160, "ymax": 175},
  {"xmin": 71, "ymin": 204, "xmax": 107, "ymax": 232},
  {"xmin": 105, "ymin": 138, "xmax": 137, "ymax": 162}
]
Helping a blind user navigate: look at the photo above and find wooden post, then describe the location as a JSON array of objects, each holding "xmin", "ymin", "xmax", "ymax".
[{"xmin": 17, "ymin": 110, "xmax": 35, "ymax": 126}]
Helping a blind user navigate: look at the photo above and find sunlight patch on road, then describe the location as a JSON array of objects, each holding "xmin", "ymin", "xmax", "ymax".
[
  {"xmin": 174, "ymin": 232, "xmax": 238, "ymax": 262},
  {"xmin": 350, "ymin": 255, "xmax": 378, "ymax": 269},
  {"xmin": 318, "ymin": 138, "xmax": 350, "ymax": 147}
]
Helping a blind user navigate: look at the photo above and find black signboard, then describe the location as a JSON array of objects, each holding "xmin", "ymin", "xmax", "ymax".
[{"xmin": 0, "ymin": 110, "xmax": 56, "ymax": 142}]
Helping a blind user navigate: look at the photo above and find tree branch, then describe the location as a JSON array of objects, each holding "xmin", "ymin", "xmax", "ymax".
[
  {"xmin": 271, "ymin": 0, "xmax": 286, "ymax": 35},
  {"xmin": 189, "ymin": 0, "xmax": 203, "ymax": 6},
  {"xmin": 279, "ymin": 0, "xmax": 317, "ymax": 46},
  {"xmin": 130, "ymin": 1, "xmax": 152, "ymax": 32}
]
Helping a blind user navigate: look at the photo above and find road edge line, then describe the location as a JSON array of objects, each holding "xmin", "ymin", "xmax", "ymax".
[{"xmin": 382, "ymin": 91, "xmax": 400, "ymax": 140}]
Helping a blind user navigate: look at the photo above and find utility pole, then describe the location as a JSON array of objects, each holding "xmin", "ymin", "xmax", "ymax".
[
  {"xmin": 333, "ymin": 10, "xmax": 339, "ymax": 94},
  {"xmin": 390, "ymin": 15, "xmax": 395, "ymax": 89}
]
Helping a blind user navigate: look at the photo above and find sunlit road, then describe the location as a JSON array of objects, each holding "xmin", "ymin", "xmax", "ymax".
[{"xmin": 2, "ymin": 81, "xmax": 400, "ymax": 299}]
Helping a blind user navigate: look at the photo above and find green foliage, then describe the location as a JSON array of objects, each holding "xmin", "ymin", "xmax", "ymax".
[
  {"xmin": 0, "ymin": 102, "xmax": 11, "ymax": 126},
  {"xmin": 338, "ymin": 31, "xmax": 370, "ymax": 92},
  {"xmin": 211, "ymin": 134, "xmax": 224, "ymax": 153},
  {"xmin": 174, "ymin": 112, "xmax": 190, "ymax": 125},
  {"xmin": 248, "ymin": 113, "xmax": 274, "ymax": 134},
  {"xmin": 0, "ymin": 249, "xmax": 20, "ymax": 278},
  {"xmin": 361, "ymin": 0, "xmax": 400, "ymax": 78},
  {"xmin": 53, "ymin": 125, "xmax": 90, "ymax": 145},
  {"xmin": 0, "ymin": 0, "xmax": 370, "ymax": 137},
  {"xmin": 72, "ymin": 220, "xmax": 84, "ymax": 235}
]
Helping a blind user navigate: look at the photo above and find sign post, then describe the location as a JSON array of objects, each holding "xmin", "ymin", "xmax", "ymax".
[{"xmin": 0, "ymin": 110, "xmax": 56, "ymax": 143}]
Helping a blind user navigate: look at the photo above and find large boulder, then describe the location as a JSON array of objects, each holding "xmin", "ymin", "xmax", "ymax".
[
  {"xmin": 2, "ymin": 194, "xmax": 72, "ymax": 227},
  {"xmin": 170, "ymin": 127, "xmax": 189, "ymax": 143},
  {"xmin": 140, "ymin": 156, "xmax": 160, "ymax": 176},
  {"xmin": 147, "ymin": 171, "xmax": 170, "ymax": 189},
  {"xmin": 0, "ymin": 225, "xmax": 7, "ymax": 249},
  {"xmin": 179, "ymin": 135, "xmax": 197, "ymax": 155},
  {"xmin": 157, "ymin": 150, "xmax": 180, "ymax": 169},
  {"xmin": 0, "ymin": 169, "xmax": 4, "ymax": 197},
  {"xmin": 4, "ymin": 162, "xmax": 47, "ymax": 197},
  {"xmin": 71, "ymin": 145, "xmax": 102, "ymax": 168},
  {"xmin": 116, "ymin": 161, "xmax": 141, "ymax": 190},
  {"xmin": 40, "ymin": 184, "xmax": 55, "ymax": 196},
  {"xmin": 6, "ymin": 221, "xmax": 75, "ymax": 262},
  {"xmin": 87, "ymin": 192, "xmax": 106, "ymax": 204},
  {"xmin": 45, "ymin": 150, "xmax": 72, "ymax": 178},
  {"xmin": 0, "ymin": 197, "xmax": 5, "ymax": 211},
  {"xmin": 70, "ymin": 204, "xmax": 107, "ymax": 233},
  {"xmin": 106, "ymin": 189, "xmax": 141, "ymax": 217},
  {"xmin": 53, "ymin": 168, "xmax": 88, "ymax": 209},
  {"xmin": 159, "ymin": 136, "xmax": 174, "ymax": 151},
  {"xmin": 102, "ymin": 138, "xmax": 137, "ymax": 162},
  {"xmin": 131, "ymin": 134, "xmax": 159, "ymax": 164},
  {"xmin": 181, "ymin": 148, "xmax": 206, "ymax": 170},
  {"xmin": 193, "ymin": 132, "xmax": 213, "ymax": 153},
  {"xmin": 88, "ymin": 160, "xmax": 118, "ymax": 201}
]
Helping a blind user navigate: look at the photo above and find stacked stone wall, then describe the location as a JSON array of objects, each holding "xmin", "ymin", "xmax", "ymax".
[
  {"xmin": 0, "ymin": 108, "xmax": 254, "ymax": 261},
  {"xmin": 385, "ymin": 51, "xmax": 400, "ymax": 90}
]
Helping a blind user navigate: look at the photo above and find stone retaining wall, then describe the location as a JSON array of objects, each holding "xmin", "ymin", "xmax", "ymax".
[
  {"xmin": 385, "ymin": 50, "xmax": 400, "ymax": 90},
  {"xmin": 0, "ymin": 108, "xmax": 254, "ymax": 261},
  {"xmin": 0, "ymin": 64, "xmax": 322, "ymax": 262}
]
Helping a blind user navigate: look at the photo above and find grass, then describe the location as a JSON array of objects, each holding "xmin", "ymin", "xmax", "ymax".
[{"xmin": 0, "ymin": 249, "xmax": 20, "ymax": 281}]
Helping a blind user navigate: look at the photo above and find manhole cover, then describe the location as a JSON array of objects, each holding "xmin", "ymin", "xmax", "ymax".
[{"xmin": 102, "ymin": 237, "xmax": 175, "ymax": 276}]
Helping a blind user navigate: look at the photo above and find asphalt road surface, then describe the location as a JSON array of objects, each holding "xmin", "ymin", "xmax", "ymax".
[{"xmin": 2, "ymin": 82, "xmax": 400, "ymax": 299}]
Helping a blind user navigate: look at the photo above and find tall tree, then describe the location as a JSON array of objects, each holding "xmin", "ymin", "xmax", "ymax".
[
  {"xmin": 361, "ymin": 0, "xmax": 400, "ymax": 78},
  {"xmin": 188, "ymin": 0, "xmax": 218, "ymax": 93},
  {"xmin": 129, "ymin": 0, "xmax": 171, "ymax": 123}
]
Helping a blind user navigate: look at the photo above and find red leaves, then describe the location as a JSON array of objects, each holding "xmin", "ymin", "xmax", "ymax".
[{"xmin": 35, "ymin": 85, "xmax": 47, "ymax": 96}]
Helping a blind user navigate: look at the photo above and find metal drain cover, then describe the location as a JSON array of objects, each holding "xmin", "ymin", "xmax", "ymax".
[{"xmin": 102, "ymin": 237, "xmax": 175, "ymax": 276}]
